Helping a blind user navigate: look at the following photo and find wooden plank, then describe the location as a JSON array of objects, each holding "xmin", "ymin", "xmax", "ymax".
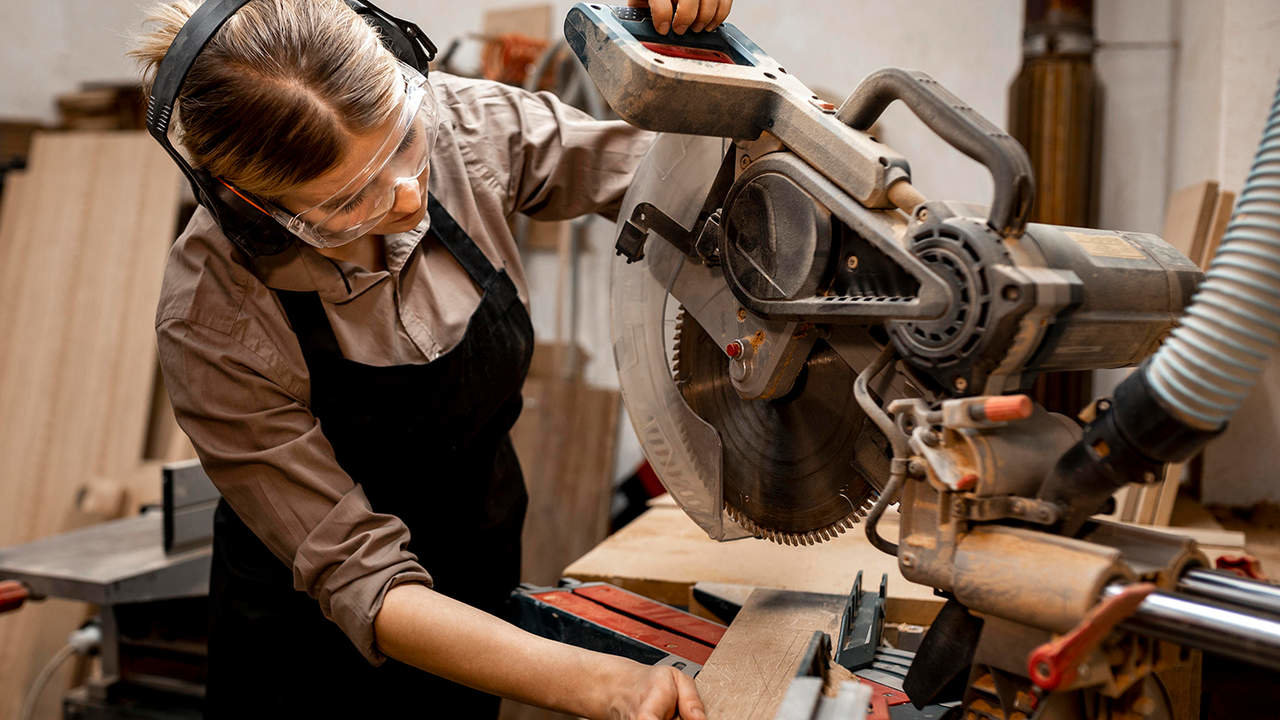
[
  {"xmin": 696, "ymin": 588, "xmax": 848, "ymax": 720},
  {"xmin": 565, "ymin": 505, "xmax": 942, "ymax": 626},
  {"xmin": 1119, "ymin": 483, "xmax": 1142, "ymax": 523},
  {"xmin": 1135, "ymin": 483, "xmax": 1161, "ymax": 525},
  {"xmin": 1161, "ymin": 181, "xmax": 1218, "ymax": 262},
  {"xmin": 0, "ymin": 132, "xmax": 180, "ymax": 720},
  {"xmin": 1152, "ymin": 462, "xmax": 1185, "ymax": 527},
  {"xmin": 1200, "ymin": 190, "xmax": 1235, "ymax": 268},
  {"xmin": 509, "ymin": 342, "xmax": 620, "ymax": 586}
]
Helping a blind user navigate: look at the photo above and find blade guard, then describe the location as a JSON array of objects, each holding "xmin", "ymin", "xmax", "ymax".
[{"xmin": 611, "ymin": 132, "xmax": 750, "ymax": 541}]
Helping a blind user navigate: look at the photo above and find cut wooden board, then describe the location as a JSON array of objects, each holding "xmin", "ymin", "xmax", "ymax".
[
  {"xmin": 0, "ymin": 132, "xmax": 180, "ymax": 720},
  {"xmin": 565, "ymin": 505, "xmax": 942, "ymax": 626},
  {"xmin": 696, "ymin": 588, "xmax": 848, "ymax": 720}
]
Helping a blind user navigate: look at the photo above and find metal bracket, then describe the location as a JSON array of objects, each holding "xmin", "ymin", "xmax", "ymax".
[
  {"xmin": 836, "ymin": 570, "xmax": 888, "ymax": 671},
  {"xmin": 951, "ymin": 495, "xmax": 1061, "ymax": 525}
]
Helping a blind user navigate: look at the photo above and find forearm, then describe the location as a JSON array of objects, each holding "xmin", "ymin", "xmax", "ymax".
[{"xmin": 373, "ymin": 583, "xmax": 635, "ymax": 717}]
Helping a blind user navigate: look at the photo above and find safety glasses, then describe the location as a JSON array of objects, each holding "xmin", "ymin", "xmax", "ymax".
[{"xmin": 270, "ymin": 61, "xmax": 439, "ymax": 248}]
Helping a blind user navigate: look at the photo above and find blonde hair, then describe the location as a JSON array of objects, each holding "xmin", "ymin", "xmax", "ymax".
[{"xmin": 130, "ymin": 0, "xmax": 402, "ymax": 198}]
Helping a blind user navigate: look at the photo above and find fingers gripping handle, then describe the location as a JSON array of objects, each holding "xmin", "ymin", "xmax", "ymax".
[{"xmin": 837, "ymin": 68, "xmax": 1036, "ymax": 238}]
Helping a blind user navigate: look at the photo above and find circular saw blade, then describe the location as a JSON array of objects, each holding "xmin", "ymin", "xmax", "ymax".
[{"xmin": 674, "ymin": 310, "xmax": 890, "ymax": 545}]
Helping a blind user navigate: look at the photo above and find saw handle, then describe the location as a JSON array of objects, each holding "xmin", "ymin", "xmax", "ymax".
[
  {"xmin": 0, "ymin": 580, "xmax": 29, "ymax": 613},
  {"xmin": 837, "ymin": 68, "xmax": 1035, "ymax": 238}
]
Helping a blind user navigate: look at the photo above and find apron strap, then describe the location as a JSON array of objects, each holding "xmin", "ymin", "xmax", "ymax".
[
  {"xmin": 427, "ymin": 194, "xmax": 500, "ymax": 291},
  {"xmin": 276, "ymin": 289, "xmax": 340, "ymax": 358}
]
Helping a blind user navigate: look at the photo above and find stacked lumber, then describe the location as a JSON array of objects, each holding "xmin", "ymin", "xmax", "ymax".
[{"xmin": 0, "ymin": 132, "xmax": 185, "ymax": 719}]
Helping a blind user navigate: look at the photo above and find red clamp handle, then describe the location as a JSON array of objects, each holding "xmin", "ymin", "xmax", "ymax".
[
  {"xmin": 1216, "ymin": 554, "xmax": 1266, "ymax": 580},
  {"xmin": 1027, "ymin": 583, "xmax": 1156, "ymax": 691},
  {"xmin": 0, "ymin": 580, "xmax": 30, "ymax": 613}
]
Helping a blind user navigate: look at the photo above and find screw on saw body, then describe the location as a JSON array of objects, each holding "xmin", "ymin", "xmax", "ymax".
[
  {"xmin": 846, "ymin": 255, "xmax": 859, "ymax": 270},
  {"xmin": 725, "ymin": 335, "xmax": 758, "ymax": 361}
]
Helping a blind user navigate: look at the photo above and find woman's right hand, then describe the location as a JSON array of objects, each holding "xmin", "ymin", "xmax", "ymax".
[{"xmin": 602, "ymin": 661, "xmax": 708, "ymax": 720}]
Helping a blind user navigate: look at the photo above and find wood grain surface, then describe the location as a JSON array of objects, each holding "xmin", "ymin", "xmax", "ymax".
[
  {"xmin": 0, "ymin": 132, "xmax": 181, "ymax": 719},
  {"xmin": 695, "ymin": 588, "xmax": 848, "ymax": 720}
]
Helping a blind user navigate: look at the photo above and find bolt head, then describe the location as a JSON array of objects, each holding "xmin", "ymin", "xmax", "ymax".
[
  {"xmin": 901, "ymin": 552, "xmax": 916, "ymax": 568},
  {"xmin": 725, "ymin": 340, "xmax": 744, "ymax": 358},
  {"xmin": 953, "ymin": 376, "xmax": 969, "ymax": 391},
  {"xmin": 846, "ymin": 255, "xmax": 859, "ymax": 270}
]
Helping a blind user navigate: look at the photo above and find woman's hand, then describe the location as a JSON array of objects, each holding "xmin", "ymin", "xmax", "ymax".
[
  {"xmin": 605, "ymin": 662, "xmax": 708, "ymax": 720},
  {"xmin": 628, "ymin": 0, "xmax": 734, "ymax": 36},
  {"xmin": 375, "ymin": 584, "xmax": 708, "ymax": 719}
]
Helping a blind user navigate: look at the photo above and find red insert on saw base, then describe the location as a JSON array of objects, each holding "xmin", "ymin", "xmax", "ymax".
[{"xmin": 641, "ymin": 41, "xmax": 736, "ymax": 64}]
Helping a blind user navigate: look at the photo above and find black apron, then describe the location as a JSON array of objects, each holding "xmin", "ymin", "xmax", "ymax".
[{"xmin": 205, "ymin": 196, "xmax": 533, "ymax": 718}]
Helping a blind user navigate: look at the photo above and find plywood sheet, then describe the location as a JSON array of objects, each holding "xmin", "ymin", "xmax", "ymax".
[
  {"xmin": 0, "ymin": 131, "xmax": 180, "ymax": 719},
  {"xmin": 565, "ymin": 505, "xmax": 942, "ymax": 626}
]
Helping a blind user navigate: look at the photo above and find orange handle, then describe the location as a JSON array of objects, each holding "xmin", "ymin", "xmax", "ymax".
[
  {"xmin": 984, "ymin": 394, "xmax": 1033, "ymax": 422},
  {"xmin": 0, "ymin": 580, "xmax": 29, "ymax": 614}
]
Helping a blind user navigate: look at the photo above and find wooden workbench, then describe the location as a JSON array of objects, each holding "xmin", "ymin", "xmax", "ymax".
[{"xmin": 563, "ymin": 497, "xmax": 942, "ymax": 625}]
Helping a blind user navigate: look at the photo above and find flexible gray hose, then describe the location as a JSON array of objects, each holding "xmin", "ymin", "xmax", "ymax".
[{"xmin": 1146, "ymin": 75, "xmax": 1280, "ymax": 430}]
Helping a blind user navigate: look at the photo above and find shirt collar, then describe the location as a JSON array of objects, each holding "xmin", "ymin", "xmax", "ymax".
[{"xmin": 251, "ymin": 214, "xmax": 432, "ymax": 303}]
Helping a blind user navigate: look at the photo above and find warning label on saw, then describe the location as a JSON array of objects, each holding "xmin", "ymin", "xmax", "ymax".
[{"xmin": 1067, "ymin": 231, "xmax": 1147, "ymax": 260}]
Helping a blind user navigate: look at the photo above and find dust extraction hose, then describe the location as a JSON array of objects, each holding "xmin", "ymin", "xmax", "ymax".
[
  {"xmin": 1146, "ymin": 75, "xmax": 1280, "ymax": 429},
  {"xmin": 1040, "ymin": 73, "xmax": 1280, "ymax": 532}
]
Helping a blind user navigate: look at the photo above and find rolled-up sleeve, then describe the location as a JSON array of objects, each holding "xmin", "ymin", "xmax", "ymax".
[
  {"xmin": 157, "ymin": 317, "xmax": 432, "ymax": 664},
  {"xmin": 451, "ymin": 78, "xmax": 654, "ymax": 221}
]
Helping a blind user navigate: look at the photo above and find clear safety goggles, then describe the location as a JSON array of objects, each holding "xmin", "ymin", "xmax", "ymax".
[{"xmin": 270, "ymin": 61, "xmax": 439, "ymax": 248}]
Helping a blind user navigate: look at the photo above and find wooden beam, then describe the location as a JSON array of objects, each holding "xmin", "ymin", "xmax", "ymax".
[{"xmin": 696, "ymin": 588, "xmax": 849, "ymax": 720}]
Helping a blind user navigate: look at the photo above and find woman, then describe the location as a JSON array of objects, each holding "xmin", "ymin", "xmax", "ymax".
[{"xmin": 131, "ymin": 0, "xmax": 733, "ymax": 717}]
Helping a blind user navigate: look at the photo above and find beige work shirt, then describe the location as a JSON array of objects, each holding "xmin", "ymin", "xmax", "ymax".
[{"xmin": 156, "ymin": 72, "xmax": 653, "ymax": 663}]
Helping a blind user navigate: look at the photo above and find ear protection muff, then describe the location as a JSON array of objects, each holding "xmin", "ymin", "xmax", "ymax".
[{"xmin": 144, "ymin": 0, "xmax": 437, "ymax": 258}]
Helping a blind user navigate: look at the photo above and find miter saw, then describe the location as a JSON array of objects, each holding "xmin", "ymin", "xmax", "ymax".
[{"xmin": 567, "ymin": 4, "xmax": 1280, "ymax": 719}]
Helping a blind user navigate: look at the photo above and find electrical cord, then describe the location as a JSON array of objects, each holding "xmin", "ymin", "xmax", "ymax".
[
  {"xmin": 853, "ymin": 344, "xmax": 910, "ymax": 556},
  {"xmin": 18, "ymin": 644, "xmax": 76, "ymax": 720},
  {"xmin": 19, "ymin": 622, "xmax": 101, "ymax": 720}
]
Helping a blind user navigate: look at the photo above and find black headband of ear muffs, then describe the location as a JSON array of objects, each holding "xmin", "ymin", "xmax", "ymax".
[{"xmin": 145, "ymin": 0, "xmax": 437, "ymax": 258}]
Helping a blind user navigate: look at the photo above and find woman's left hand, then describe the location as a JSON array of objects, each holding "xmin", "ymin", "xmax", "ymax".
[{"xmin": 628, "ymin": 0, "xmax": 734, "ymax": 36}]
